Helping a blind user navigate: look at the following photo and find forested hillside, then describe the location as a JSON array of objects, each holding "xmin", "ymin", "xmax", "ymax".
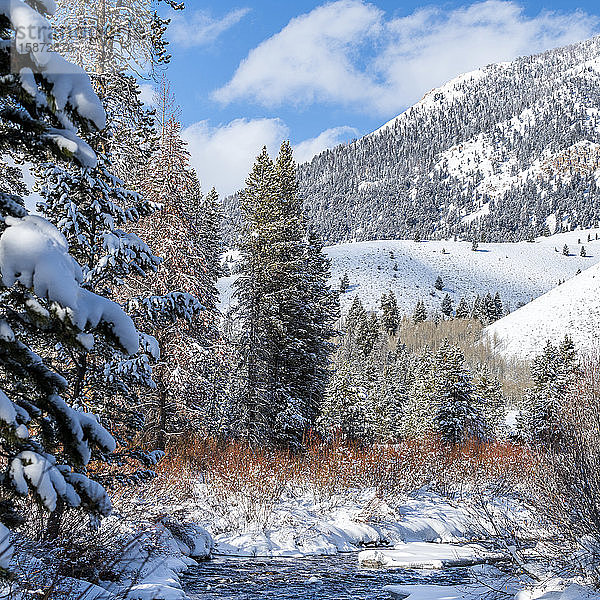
[{"xmin": 227, "ymin": 36, "xmax": 600, "ymax": 244}]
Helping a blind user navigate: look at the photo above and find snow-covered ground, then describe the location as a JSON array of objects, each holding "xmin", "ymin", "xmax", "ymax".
[
  {"xmin": 484, "ymin": 257, "xmax": 600, "ymax": 361},
  {"xmin": 219, "ymin": 229, "xmax": 600, "ymax": 316}
]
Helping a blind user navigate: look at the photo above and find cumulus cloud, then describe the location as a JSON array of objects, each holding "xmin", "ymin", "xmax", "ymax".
[
  {"xmin": 182, "ymin": 120, "xmax": 360, "ymax": 196},
  {"xmin": 294, "ymin": 126, "xmax": 359, "ymax": 164},
  {"xmin": 182, "ymin": 118, "xmax": 289, "ymax": 197},
  {"xmin": 214, "ymin": 0, "xmax": 599, "ymax": 115},
  {"xmin": 170, "ymin": 8, "xmax": 250, "ymax": 48}
]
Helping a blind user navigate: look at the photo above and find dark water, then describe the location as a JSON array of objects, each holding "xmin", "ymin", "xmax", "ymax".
[{"xmin": 182, "ymin": 553, "xmax": 473, "ymax": 599}]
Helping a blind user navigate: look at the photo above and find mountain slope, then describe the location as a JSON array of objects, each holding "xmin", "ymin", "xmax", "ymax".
[
  {"xmin": 292, "ymin": 36, "xmax": 600, "ymax": 244},
  {"xmin": 219, "ymin": 228, "xmax": 600, "ymax": 318},
  {"xmin": 484, "ymin": 260, "xmax": 600, "ymax": 361}
]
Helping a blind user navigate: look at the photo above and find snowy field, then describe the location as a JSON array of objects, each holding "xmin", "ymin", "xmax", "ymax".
[
  {"xmin": 219, "ymin": 228, "xmax": 600, "ymax": 317},
  {"xmin": 485, "ymin": 258, "xmax": 600, "ymax": 360}
]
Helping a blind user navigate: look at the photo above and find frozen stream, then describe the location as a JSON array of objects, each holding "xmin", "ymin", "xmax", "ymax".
[{"xmin": 182, "ymin": 553, "xmax": 473, "ymax": 599}]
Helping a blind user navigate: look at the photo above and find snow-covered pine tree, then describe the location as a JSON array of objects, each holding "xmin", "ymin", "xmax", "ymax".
[
  {"xmin": 520, "ymin": 337, "xmax": 580, "ymax": 446},
  {"xmin": 402, "ymin": 347, "xmax": 436, "ymax": 437},
  {"xmin": 441, "ymin": 294, "xmax": 453, "ymax": 317},
  {"xmin": 124, "ymin": 78, "xmax": 218, "ymax": 449},
  {"xmin": 434, "ymin": 340, "xmax": 483, "ymax": 445},
  {"xmin": 493, "ymin": 292, "xmax": 504, "ymax": 320},
  {"xmin": 473, "ymin": 365, "xmax": 505, "ymax": 438},
  {"xmin": 380, "ymin": 290, "xmax": 399, "ymax": 335},
  {"xmin": 434, "ymin": 275, "xmax": 444, "ymax": 290},
  {"xmin": 0, "ymin": 0, "xmax": 142, "ymax": 545},
  {"xmin": 340, "ymin": 271, "xmax": 350, "ymax": 293},
  {"xmin": 230, "ymin": 143, "xmax": 336, "ymax": 447},
  {"xmin": 455, "ymin": 297, "xmax": 470, "ymax": 319},
  {"xmin": 317, "ymin": 366, "xmax": 367, "ymax": 442},
  {"xmin": 413, "ymin": 299, "xmax": 427, "ymax": 324}
]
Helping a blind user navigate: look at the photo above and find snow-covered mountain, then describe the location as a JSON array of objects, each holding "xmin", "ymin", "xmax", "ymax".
[
  {"xmin": 484, "ymin": 257, "xmax": 600, "ymax": 361},
  {"xmin": 219, "ymin": 228, "xmax": 600, "ymax": 317},
  {"xmin": 289, "ymin": 36, "xmax": 600, "ymax": 244}
]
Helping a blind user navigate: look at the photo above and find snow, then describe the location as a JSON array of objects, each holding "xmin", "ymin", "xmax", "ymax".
[
  {"xmin": 219, "ymin": 229, "xmax": 600, "ymax": 316},
  {"xmin": 2, "ymin": 0, "xmax": 106, "ymax": 166},
  {"xmin": 485, "ymin": 257, "xmax": 600, "ymax": 360},
  {"xmin": 0, "ymin": 215, "xmax": 139, "ymax": 354},
  {"xmin": 358, "ymin": 542, "xmax": 501, "ymax": 569},
  {"xmin": 384, "ymin": 584, "xmax": 491, "ymax": 600}
]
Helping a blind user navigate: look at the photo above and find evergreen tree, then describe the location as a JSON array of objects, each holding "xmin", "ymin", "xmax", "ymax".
[
  {"xmin": 520, "ymin": 337, "xmax": 580, "ymax": 446},
  {"xmin": 434, "ymin": 341, "xmax": 483, "ymax": 445},
  {"xmin": 493, "ymin": 292, "xmax": 504, "ymax": 321},
  {"xmin": 581, "ymin": 245, "xmax": 587, "ymax": 257},
  {"xmin": 413, "ymin": 299, "xmax": 427, "ymax": 324},
  {"xmin": 231, "ymin": 144, "xmax": 336, "ymax": 447},
  {"xmin": 473, "ymin": 366, "xmax": 505, "ymax": 438},
  {"xmin": 380, "ymin": 291, "xmax": 399, "ymax": 335},
  {"xmin": 0, "ymin": 0, "xmax": 142, "ymax": 544},
  {"xmin": 455, "ymin": 297, "xmax": 470, "ymax": 319},
  {"xmin": 434, "ymin": 275, "xmax": 444, "ymax": 291},
  {"xmin": 340, "ymin": 272, "xmax": 350, "ymax": 293},
  {"xmin": 563, "ymin": 244, "xmax": 570, "ymax": 256},
  {"xmin": 441, "ymin": 294, "xmax": 454, "ymax": 317}
]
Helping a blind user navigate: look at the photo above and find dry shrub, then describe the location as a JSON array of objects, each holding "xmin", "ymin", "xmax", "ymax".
[
  {"xmin": 153, "ymin": 434, "xmax": 534, "ymax": 532},
  {"xmin": 532, "ymin": 357, "xmax": 600, "ymax": 582},
  {"xmin": 397, "ymin": 317, "xmax": 531, "ymax": 398}
]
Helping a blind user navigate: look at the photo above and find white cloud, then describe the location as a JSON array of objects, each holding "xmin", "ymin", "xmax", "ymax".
[
  {"xmin": 170, "ymin": 8, "xmax": 250, "ymax": 48},
  {"xmin": 214, "ymin": 0, "xmax": 599, "ymax": 115},
  {"xmin": 182, "ymin": 118, "xmax": 289, "ymax": 197},
  {"xmin": 294, "ymin": 126, "xmax": 359, "ymax": 163},
  {"xmin": 138, "ymin": 83, "xmax": 155, "ymax": 106},
  {"xmin": 182, "ymin": 120, "xmax": 360, "ymax": 196}
]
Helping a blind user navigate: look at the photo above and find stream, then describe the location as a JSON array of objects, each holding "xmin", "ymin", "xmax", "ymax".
[{"xmin": 182, "ymin": 553, "xmax": 473, "ymax": 599}]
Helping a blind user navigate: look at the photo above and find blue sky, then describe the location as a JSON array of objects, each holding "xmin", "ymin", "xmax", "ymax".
[{"xmin": 157, "ymin": 0, "xmax": 600, "ymax": 195}]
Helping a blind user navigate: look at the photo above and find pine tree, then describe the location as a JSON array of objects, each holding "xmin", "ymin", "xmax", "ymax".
[
  {"xmin": 380, "ymin": 291, "xmax": 399, "ymax": 335},
  {"xmin": 340, "ymin": 272, "xmax": 350, "ymax": 293},
  {"xmin": 493, "ymin": 292, "xmax": 504, "ymax": 321},
  {"xmin": 455, "ymin": 297, "xmax": 470, "ymax": 319},
  {"xmin": 413, "ymin": 300, "xmax": 427, "ymax": 324},
  {"xmin": 0, "ymin": 0, "xmax": 142, "ymax": 546},
  {"xmin": 520, "ymin": 337, "xmax": 580, "ymax": 446},
  {"xmin": 231, "ymin": 144, "xmax": 336, "ymax": 447},
  {"xmin": 581, "ymin": 245, "xmax": 587, "ymax": 257},
  {"xmin": 473, "ymin": 366, "xmax": 505, "ymax": 438},
  {"xmin": 441, "ymin": 294, "xmax": 453, "ymax": 317},
  {"xmin": 434, "ymin": 275, "xmax": 444, "ymax": 291},
  {"xmin": 563, "ymin": 244, "xmax": 570, "ymax": 256},
  {"xmin": 434, "ymin": 341, "xmax": 483, "ymax": 445}
]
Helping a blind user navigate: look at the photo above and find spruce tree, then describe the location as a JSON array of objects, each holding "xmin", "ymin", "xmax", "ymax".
[
  {"xmin": 413, "ymin": 299, "xmax": 427, "ymax": 324},
  {"xmin": 340, "ymin": 272, "xmax": 350, "ymax": 293},
  {"xmin": 381, "ymin": 291, "xmax": 399, "ymax": 335},
  {"xmin": 231, "ymin": 144, "xmax": 336, "ymax": 447},
  {"xmin": 563, "ymin": 244, "xmax": 570, "ymax": 256},
  {"xmin": 441, "ymin": 294, "xmax": 453, "ymax": 317},
  {"xmin": 455, "ymin": 297, "xmax": 470, "ymax": 319},
  {"xmin": 434, "ymin": 275, "xmax": 444, "ymax": 291},
  {"xmin": 434, "ymin": 341, "xmax": 483, "ymax": 445},
  {"xmin": 0, "ymin": 0, "xmax": 142, "ymax": 545}
]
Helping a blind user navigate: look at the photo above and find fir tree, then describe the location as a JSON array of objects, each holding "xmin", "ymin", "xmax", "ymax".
[
  {"xmin": 434, "ymin": 275, "xmax": 444, "ymax": 291},
  {"xmin": 0, "ymin": 0, "xmax": 142, "ymax": 544},
  {"xmin": 340, "ymin": 272, "xmax": 350, "ymax": 293},
  {"xmin": 434, "ymin": 341, "xmax": 483, "ymax": 445},
  {"xmin": 380, "ymin": 291, "xmax": 399, "ymax": 335},
  {"xmin": 413, "ymin": 300, "xmax": 427, "ymax": 324},
  {"xmin": 231, "ymin": 144, "xmax": 336, "ymax": 447},
  {"xmin": 441, "ymin": 294, "xmax": 454, "ymax": 317},
  {"xmin": 581, "ymin": 245, "xmax": 587, "ymax": 257},
  {"xmin": 455, "ymin": 297, "xmax": 470, "ymax": 319},
  {"xmin": 563, "ymin": 244, "xmax": 570, "ymax": 256}
]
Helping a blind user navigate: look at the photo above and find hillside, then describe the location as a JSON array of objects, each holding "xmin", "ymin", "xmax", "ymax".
[
  {"xmin": 282, "ymin": 36, "xmax": 600, "ymax": 244},
  {"xmin": 218, "ymin": 228, "xmax": 600, "ymax": 317},
  {"xmin": 484, "ymin": 258, "xmax": 600, "ymax": 361}
]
